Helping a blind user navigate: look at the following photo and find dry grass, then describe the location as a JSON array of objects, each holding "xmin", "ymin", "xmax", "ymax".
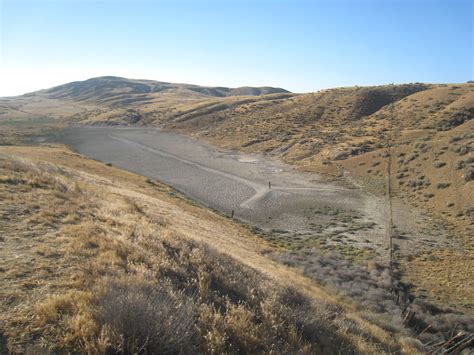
[
  {"xmin": 167, "ymin": 84, "xmax": 431, "ymax": 168},
  {"xmin": 339, "ymin": 113, "xmax": 473, "ymax": 315},
  {"xmin": 0, "ymin": 146, "xmax": 422, "ymax": 353},
  {"xmin": 1, "ymin": 79, "xmax": 472, "ymax": 352}
]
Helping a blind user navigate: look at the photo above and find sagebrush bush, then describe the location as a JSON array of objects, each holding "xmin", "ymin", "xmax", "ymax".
[{"xmin": 94, "ymin": 278, "xmax": 197, "ymax": 354}]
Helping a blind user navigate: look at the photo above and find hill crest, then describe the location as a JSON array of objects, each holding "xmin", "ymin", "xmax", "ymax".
[{"xmin": 38, "ymin": 76, "xmax": 290, "ymax": 102}]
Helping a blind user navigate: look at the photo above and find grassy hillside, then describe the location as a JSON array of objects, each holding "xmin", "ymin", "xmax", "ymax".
[
  {"xmin": 166, "ymin": 84, "xmax": 428, "ymax": 159},
  {"xmin": 44, "ymin": 76, "xmax": 290, "ymax": 102},
  {"xmin": 0, "ymin": 145, "xmax": 423, "ymax": 353},
  {"xmin": 163, "ymin": 83, "xmax": 473, "ymax": 313},
  {"xmin": 167, "ymin": 83, "xmax": 473, "ymax": 237},
  {"xmin": 0, "ymin": 76, "xmax": 290, "ymax": 124},
  {"xmin": 0, "ymin": 78, "xmax": 472, "ymax": 337}
]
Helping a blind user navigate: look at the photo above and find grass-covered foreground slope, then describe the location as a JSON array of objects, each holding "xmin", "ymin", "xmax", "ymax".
[{"xmin": 0, "ymin": 145, "xmax": 424, "ymax": 354}]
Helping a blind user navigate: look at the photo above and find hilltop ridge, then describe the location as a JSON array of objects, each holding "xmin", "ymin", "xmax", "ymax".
[{"xmin": 37, "ymin": 76, "xmax": 290, "ymax": 103}]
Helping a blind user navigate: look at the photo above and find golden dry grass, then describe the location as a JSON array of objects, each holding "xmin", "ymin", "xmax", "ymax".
[
  {"xmin": 1, "ymin": 79, "xmax": 472, "ymax": 333},
  {"xmin": 0, "ymin": 145, "xmax": 421, "ymax": 353}
]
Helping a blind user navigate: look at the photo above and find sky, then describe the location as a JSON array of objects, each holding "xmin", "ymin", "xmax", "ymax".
[{"xmin": 0, "ymin": 0, "xmax": 472, "ymax": 96}]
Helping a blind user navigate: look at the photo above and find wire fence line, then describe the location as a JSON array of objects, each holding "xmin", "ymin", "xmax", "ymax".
[{"xmin": 383, "ymin": 104, "xmax": 472, "ymax": 353}]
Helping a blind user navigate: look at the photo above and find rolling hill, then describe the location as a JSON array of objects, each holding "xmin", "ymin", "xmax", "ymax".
[
  {"xmin": 0, "ymin": 76, "xmax": 290, "ymax": 124},
  {"xmin": 42, "ymin": 76, "xmax": 290, "ymax": 103},
  {"xmin": 0, "ymin": 77, "xmax": 473, "ymax": 352}
]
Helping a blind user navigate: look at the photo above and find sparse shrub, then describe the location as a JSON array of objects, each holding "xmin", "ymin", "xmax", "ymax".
[
  {"xmin": 274, "ymin": 250, "xmax": 474, "ymax": 347},
  {"xmin": 275, "ymin": 252, "xmax": 397, "ymax": 315},
  {"xmin": 94, "ymin": 278, "xmax": 197, "ymax": 354},
  {"xmin": 414, "ymin": 143, "xmax": 427, "ymax": 149},
  {"xmin": 456, "ymin": 160, "xmax": 465, "ymax": 170},
  {"xmin": 406, "ymin": 154, "xmax": 418, "ymax": 162},
  {"xmin": 456, "ymin": 146, "xmax": 470, "ymax": 156},
  {"xmin": 464, "ymin": 166, "xmax": 474, "ymax": 182},
  {"xmin": 436, "ymin": 182, "xmax": 451, "ymax": 189},
  {"xmin": 433, "ymin": 162, "xmax": 446, "ymax": 168}
]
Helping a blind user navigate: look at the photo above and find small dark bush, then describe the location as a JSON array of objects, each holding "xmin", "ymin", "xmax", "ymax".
[
  {"xmin": 95, "ymin": 279, "xmax": 198, "ymax": 354},
  {"xmin": 456, "ymin": 160, "xmax": 465, "ymax": 170},
  {"xmin": 464, "ymin": 166, "xmax": 473, "ymax": 182}
]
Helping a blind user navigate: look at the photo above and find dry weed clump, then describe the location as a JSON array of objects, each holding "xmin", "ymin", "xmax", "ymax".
[
  {"xmin": 93, "ymin": 277, "xmax": 197, "ymax": 354},
  {"xmin": 276, "ymin": 252, "xmax": 399, "ymax": 315}
]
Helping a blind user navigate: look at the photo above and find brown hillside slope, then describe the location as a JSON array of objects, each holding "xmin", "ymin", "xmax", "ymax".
[
  {"xmin": 165, "ymin": 83, "xmax": 430, "ymax": 157},
  {"xmin": 0, "ymin": 145, "xmax": 422, "ymax": 353},
  {"xmin": 163, "ymin": 83, "xmax": 473, "ymax": 235},
  {"xmin": 0, "ymin": 79, "xmax": 472, "ymax": 318},
  {"xmin": 165, "ymin": 83, "xmax": 473, "ymax": 313},
  {"xmin": 166, "ymin": 84, "xmax": 471, "ymax": 167},
  {"xmin": 0, "ymin": 76, "xmax": 290, "ymax": 124}
]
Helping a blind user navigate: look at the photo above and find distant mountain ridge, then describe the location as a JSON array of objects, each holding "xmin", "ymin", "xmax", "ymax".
[{"xmin": 37, "ymin": 76, "xmax": 290, "ymax": 105}]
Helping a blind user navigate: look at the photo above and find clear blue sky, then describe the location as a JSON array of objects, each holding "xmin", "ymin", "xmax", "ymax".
[{"xmin": 0, "ymin": 0, "xmax": 472, "ymax": 96}]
